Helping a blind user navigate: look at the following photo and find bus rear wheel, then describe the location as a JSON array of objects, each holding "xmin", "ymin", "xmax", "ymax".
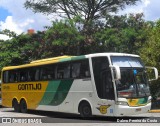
[
  {"xmin": 12, "ymin": 99, "xmax": 20, "ymax": 112},
  {"xmin": 20, "ymin": 99, "xmax": 27, "ymax": 113},
  {"xmin": 79, "ymin": 101, "xmax": 92, "ymax": 117}
]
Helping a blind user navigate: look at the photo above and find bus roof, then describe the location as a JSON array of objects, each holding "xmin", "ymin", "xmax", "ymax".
[
  {"xmin": 2, "ymin": 53, "xmax": 140, "ymax": 71},
  {"xmin": 86, "ymin": 53, "xmax": 139, "ymax": 58}
]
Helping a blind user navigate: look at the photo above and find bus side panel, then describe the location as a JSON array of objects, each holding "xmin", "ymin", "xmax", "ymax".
[
  {"xmin": 36, "ymin": 79, "xmax": 94, "ymax": 114},
  {"xmin": 36, "ymin": 79, "xmax": 74, "ymax": 111},
  {"xmin": 59, "ymin": 79, "xmax": 93, "ymax": 113},
  {"xmin": 2, "ymin": 81, "xmax": 49, "ymax": 109}
]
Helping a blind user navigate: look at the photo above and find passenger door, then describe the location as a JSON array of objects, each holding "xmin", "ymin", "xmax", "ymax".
[{"xmin": 92, "ymin": 57, "xmax": 115, "ymax": 115}]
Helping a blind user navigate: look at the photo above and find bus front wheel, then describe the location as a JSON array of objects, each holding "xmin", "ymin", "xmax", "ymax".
[
  {"xmin": 79, "ymin": 101, "xmax": 92, "ymax": 117},
  {"xmin": 12, "ymin": 99, "xmax": 20, "ymax": 112},
  {"xmin": 20, "ymin": 99, "xmax": 27, "ymax": 113}
]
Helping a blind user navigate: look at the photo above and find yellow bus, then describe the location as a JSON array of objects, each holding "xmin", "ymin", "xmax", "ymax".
[{"xmin": 1, "ymin": 53, "xmax": 158, "ymax": 117}]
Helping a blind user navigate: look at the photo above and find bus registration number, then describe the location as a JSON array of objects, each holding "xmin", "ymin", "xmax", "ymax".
[{"xmin": 136, "ymin": 108, "xmax": 141, "ymax": 112}]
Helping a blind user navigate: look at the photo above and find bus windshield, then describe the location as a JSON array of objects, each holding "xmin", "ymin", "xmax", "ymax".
[{"xmin": 111, "ymin": 56, "xmax": 150, "ymax": 98}]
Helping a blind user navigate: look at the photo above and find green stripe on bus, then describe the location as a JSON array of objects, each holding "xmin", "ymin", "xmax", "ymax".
[
  {"xmin": 59, "ymin": 57, "xmax": 72, "ymax": 62},
  {"xmin": 137, "ymin": 97, "xmax": 148, "ymax": 105},
  {"xmin": 59, "ymin": 55, "xmax": 86, "ymax": 62},
  {"xmin": 71, "ymin": 55, "xmax": 86, "ymax": 61},
  {"xmin": 39, "ymin": 79, "xmax": 74, "ymax": 106},
  {"xmin": 39, "ymin": 81, "xmax": 61, "ymax": 105},
  {"xmin": 49, "ymin": 79, "xmax": 74, "ymax": 105}
]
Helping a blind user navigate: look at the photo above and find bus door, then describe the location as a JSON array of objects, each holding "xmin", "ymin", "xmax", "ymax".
[{"xmin": 92, "ymin": 57, "xmax": 115, "ymax": 115}]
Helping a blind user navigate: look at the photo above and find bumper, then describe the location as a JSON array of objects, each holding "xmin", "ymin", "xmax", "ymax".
[{"xmin": 114, "ymin": 103, "xmax": 151, "ymax": 116}]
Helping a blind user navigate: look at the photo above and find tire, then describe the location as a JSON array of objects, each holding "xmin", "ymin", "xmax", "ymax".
[
  {"xmin": 79, "ymin": 102, "xmax": 92, "ymax": 117},
  {"xmin": 20, "ymin": 99, "xmax": 27, "ymax": 113},
  {"xmin": 12, "ymin": 99, "xmax": 20, "ymax": 112}
]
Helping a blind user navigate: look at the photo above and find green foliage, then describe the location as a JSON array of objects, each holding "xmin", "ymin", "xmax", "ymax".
[
  {"xmin": 139, "ymin": 20, "xmax": 160, "ymax": 97},
  {"xmin": 140, "ymin": 20, "xmax": 160, "ymax": 67},
  {"xmin": 45, "ymin": 19, "xmax": 84, "ymax": 55},
  {"xmin": 92, "ymin": 13, "xmax": 147, "ymax": 53},
  {"xmin": 0, "ymin": 29, "xmax": 17, "ymax": 38}
]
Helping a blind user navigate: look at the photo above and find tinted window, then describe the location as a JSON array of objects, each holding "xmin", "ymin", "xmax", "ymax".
[
  {"xmin": 92, "ymin": 57, "xmax": 115, "ymax": 100},
  {"xmin": 40, "ymin": 65, "xmax": 56, "ymax": 80},
  {"xmin": 9, "ymin": 70, "xmax": 19, "ymax": 83},
  {"xmin": 19, "ymin": 69, "xmax": 28, "ymax": 82},
  {"xmin": 28, "ymin": 68, "xmax": 40, "ymax": 81},
  {"xmin": 3, "ymin": 71, "xmax": 9, "ymax": 83},
  {"xmin": 2, "ymin": 59, "xmax": 91, "ymax": 83},
  {"xmin": 71, "ymin": 59, "xmax": 90, "ymax": 78},
  {"xmin": 57, "ymin": 63, "xmax": 70, "ymax": 79}
]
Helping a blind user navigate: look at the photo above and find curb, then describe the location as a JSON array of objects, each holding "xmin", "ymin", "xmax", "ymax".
[{"xmin": 149, "ymin": 110, "xmax": 160, "ymax": 113}]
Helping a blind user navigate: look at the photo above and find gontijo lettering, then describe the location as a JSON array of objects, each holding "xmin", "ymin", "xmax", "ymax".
[{"xmin": 18, "ymin": 83, "xmax": 41, "ymax": 90}]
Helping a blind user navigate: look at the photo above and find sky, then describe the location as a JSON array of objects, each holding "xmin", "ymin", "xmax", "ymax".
[{"xmin": 0, "ymin": 0, "xmax": 160, "ymax": 40}]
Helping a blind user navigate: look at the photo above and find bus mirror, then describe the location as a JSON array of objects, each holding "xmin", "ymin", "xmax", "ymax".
[
  {"xmin": 110, "ymin": 65, "xmax": 121, "ymax": 80},
  {"xmin": 146, "ymin": 67, "xmax": 158, "ymax": 81}
]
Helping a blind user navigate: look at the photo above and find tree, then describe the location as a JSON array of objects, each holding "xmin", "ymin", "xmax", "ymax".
[
  {"xmin": 24, "ymin": 0, "xmax": 139, "ymax": 22},
  {"xmin": 92, "ymin": 13, "xmax": 148, "ymax": 53},
  {"xmin": 45, "ymin": 19, "xmax": 84, "ymax": 55},
  {"xmin": 0, "ymin": 30, "xmax": 46, "ymax": 69},
  {"xmin": 139, "ymin": 20, "xmax": 160, "ymax": 98},
  {"xmin": 0, "ymin": 29, "xmax": 17, "ymax": 38},
  {"xmin": 24, "ymin": 0, "xmax": 141, "ymax": 55}
]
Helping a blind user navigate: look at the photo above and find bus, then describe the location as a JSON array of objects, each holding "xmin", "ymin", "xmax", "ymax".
[{"xmin": 1, "ymin": 53, "xmax": 158, "ymax": 117}]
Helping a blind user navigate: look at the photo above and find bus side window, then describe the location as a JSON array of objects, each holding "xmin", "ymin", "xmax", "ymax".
[
  {"xmin": 19, "ymin": 69, "xmax": 28, "ymax": 82},
  {"xmin": 9, "ymin": 71, "xmax": 16, "ymax": 83},
  {"xmin": 57, "ymin": 63, "xmax": 70, "ymax": 79},
  {"xmin": 80, "ymin": 60, "xmax": 90, "ymax": 78},
  {"xmin": 71, "ymin": 62, "xmax": 81, "ymax": 78},
  {"xmin": 64, "ymin": 65, "xmax": 71, "ymax": 79},
  {"xmin": 40, "ymin": 65, "xmax": 56, "ymax": 80},
  {"xmin": 3, "ymin": 71, "xmax": 9, "ymax": 83},
  {"xmin": 27, "ymin": 68, "xmax": 40, "ymax": 81},
  {"xmin": 35, "ymin": 69, "xmax": 40, "ymax": 81},
  {"xmin": 71, "ymin": 59, "xmax": 90, "ymax": 79}
]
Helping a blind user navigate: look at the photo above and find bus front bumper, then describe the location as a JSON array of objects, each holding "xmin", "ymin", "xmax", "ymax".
[{"xmin": 114, "ymin": 103, "xmax": 151, "ymax": 116}]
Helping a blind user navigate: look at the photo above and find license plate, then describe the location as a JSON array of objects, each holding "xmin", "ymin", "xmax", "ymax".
[{"xmin": 136, "ymin": 108, "xmax": 141, "ymax": 112}]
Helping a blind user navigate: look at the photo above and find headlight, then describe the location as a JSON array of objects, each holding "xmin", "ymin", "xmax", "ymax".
[{"xmin": 116, "ymin": 101, "xmax": 129, "ymax": 106}]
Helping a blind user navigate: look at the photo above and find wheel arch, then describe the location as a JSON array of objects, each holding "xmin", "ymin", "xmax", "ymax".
[
  {"xmin": 20, "ymin": 97, "xmax": 28, "ymax": 104},
  {"xmin": 12, "ymin": 97, "xmax": 19, "ymax": 107},
  {"xmin": 78, "ymin": 99, "xmax": 93, "ymax": 113}
]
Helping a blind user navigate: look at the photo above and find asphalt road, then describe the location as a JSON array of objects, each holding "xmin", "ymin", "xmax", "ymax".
[{"xmin": 0, "ymin": 107, "xmax": 160, "ymax": 125}]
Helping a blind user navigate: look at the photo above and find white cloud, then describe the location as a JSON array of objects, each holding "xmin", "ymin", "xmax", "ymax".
[
  {"xmin": 119, "ymin": 1, "xmax": 148, "ymax": 15},
  {"xmin": 0, "ymin": 16, "xmax": 23, "ymax": 34},
  {"xmin": 144, "ymin": 0, "xmax": 160, "ymax": 21},
  {"xmin": 0, "ymin": 0, "xmax": 52, "ymax": 36},
  {"xmin": 19, "ymin": 19, "xmax": 35, "ymax": 28},
  {"xmin": 142, "ymin": 0, "xmax": 150, "ymax": 7},
  {"xmin": 119, "ymin": 0, "xmax": 160, "ymax": 21},
  {"xmin": 0, "ymin": 34, "xmax": 10, "ymax": 40}
]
